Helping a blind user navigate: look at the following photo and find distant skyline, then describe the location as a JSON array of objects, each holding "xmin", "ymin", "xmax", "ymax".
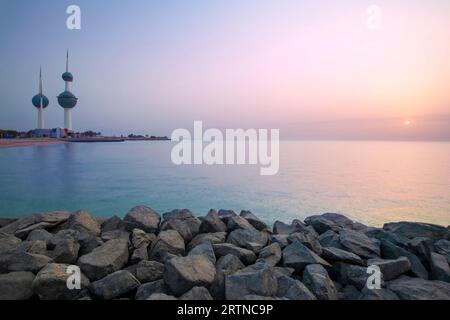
[{"xmin": 0, "ymin": 0, "xmax": 449, "ymax": 140}]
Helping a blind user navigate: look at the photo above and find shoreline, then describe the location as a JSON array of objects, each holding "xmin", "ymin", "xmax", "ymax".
[{"xmin": 0, "ymin": 138, "xmax": 67, "ymax": 149}]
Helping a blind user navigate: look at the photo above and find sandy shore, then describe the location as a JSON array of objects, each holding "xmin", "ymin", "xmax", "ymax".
[{"xmin": 0, "ymin": 139, "xmax": 67, "ymax": 149}]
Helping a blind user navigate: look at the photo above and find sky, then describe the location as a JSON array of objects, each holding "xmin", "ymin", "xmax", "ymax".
[{"xmin": 0, "ymin": 0, "xmax": 449, "ymax": 140}]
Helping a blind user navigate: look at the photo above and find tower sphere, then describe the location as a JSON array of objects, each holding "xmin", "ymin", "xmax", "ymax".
[
  {"xmin": 57, "ymin": 91, "xmax": 78, "ymax": 109},
  {"xmin": 32, "ymin": 94, "xmax": 49, "ymax": 109},
  {"xmin": 62, "ymin": 72, "xmax": 73, "ymax": 82}
]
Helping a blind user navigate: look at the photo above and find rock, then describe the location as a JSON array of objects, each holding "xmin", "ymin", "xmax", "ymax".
[
  {"xmin": 227, "ymin": 215, "xmax": 254, "ymax": 232},
  {"xmin": 217, "ymin": 209, "xmax": 237, "ymax": 224},
  {"xmin": 160, "ymin": 209, "xmax": 201, "ymax": 243},
  {"xmin": 257, "ymin": 243, "xmax": 282, "ymax": 267},
  {"xmin": 282, "ymin": 242, "xmax": 331, "ymax": 273},
  {"xmin": 48, "ymin": 229, "xmax": 79, "ymax": 249},
  {"xmin": 366, "ymin": 257, "xmax": 411, "ymax": 281},
  {"xmin": 408, "ymin": 237, "xmax": 433, "ymax": 265},
  {"xmin": 339, "ymin": 285, "xmax": 361, "ymax": 300},
  {"xmin": 321, "ymin": 247, "xmax": 364, "ymax": 266},
  {"xmin": 0, "ymin": 249, "xmax": 51, "ymax": 273},
  {"xmin": 243, "ymin": 295, "xmax": 288, "ymax": 300},
  {"xmin": 0, "ymin": 271, "xmax": 35, "ymax": 300},
  {"xmin": 271, "ymin": 234, "xmax": 290, "ymax": 249},
  {"xmin": 383, "ymin": 222, "xmax": 450, "ymax": 240},
  {"xmin": 148, "ymin": 230, "xmax": 185, "ymax": 262},
  {"xmin": 130, "ymin": 245, "xmax": 148, "ymax": 264},
  {"xmin": 180, "ymin": 286, "xmax": 213, "ymax": 300},
  {"xmin": 240, "ymin": 211, "xmax": 267, "ymax": 231},
  {"xmin": 77, "ymin": 232, "xmax": 103, "ymax": 255},
  {"xmin": 49, "ymin": 239, "xmax": 80, "ymax": 264},
  {"xmin": 337, "ymin": 264, "xmax": 372, "ymax": 290},
  {"xmin": 305, "ymin": 213, "xmax": 352, "ymax": 234},
  {"xmin": 213, "ymin": 243, "xmax": 257, "ymax": 265},
  {"xmin": 209, "ymin": 254, "xmax": 245, "ymax": 300},
  {"xmin": 16, "ymin": 240, "xmax": 47, "ymax": 255},
  {"xmin": 0, "ymin": 211, "xmax": 70, "ymax": 239},
  {"xmin": 66, "ymin": 211, "xmax": 101, "ymax": 236},
  {"xmin": 162, "ymin": 208, "xmax": 195, "ymax": 220},
  {"xmin": 26, "ymin": 229, "xmax": 53, "ymax": 244},
  {"xmin": 364, "ymin": 228, "xmax": 409, "ymax": 248},
  {"xmin": 273, "ymin": 219, "xmax": 317, "ymax": 236},
  {"xmin": 0, "ymin": 218, "xmax": 16, "ymax": 228},
  {"xmin": 225, "ymin": 265, "xmax": 278, "ymax": 300},
  {"xmin": 188, "ymin": 241, "xmax": 216, "ymax": 264},
  {"xmin": 101, "ymin": 229, "xmax": 130, "ymax": 242},
  {"xmin": 135, "ymin": 279, "xmax": 167, "ymax": 300},
  {"xmin": 89, "ymin": 270, "xmax": 140, "ymax": 300},
  {"xmin": 288, "ymin": 232, "xmax": 322, "ymax": 255},
  {"xmin": 187, "ymin": 232, "xmax": 227, "ymax": 251},
  {"xmin": 131, "ymin": 228, "xmax": 154, "ymax": 249},
  {"xmin": 146, "ymin": 293, "xmax": 178, "ymax": 300},
  {"xmin": 32, "ymin": 263, "xmax": 90, "ymax": 300},
  {"xmin": 124, "ymin": 206, "xmax": 161, "ymax": 233},
  {"xmin": 434, "ymin": 239, "xmax": 450, "ymax": 264},
  {"xmin": 339, "ymin": 229, "xmax": 380, "ymax": 259},
  {"xmin": 101, "ymin": 216, "xmax": 127, "ymax": 232},
  {"xmin": 199, "ymin": 210, "xmax": 227, "ymax": 233},
  {"xmin": 276, "ymin": 275, "xmax": 316, "ymax": 300},
  {"xmin": 359, "ymin": 287, "xmax": 399, "ymax": 300},
  {"xmin": 430, "ymin": 252, "xmax": 450, "ymax": 282},
  {"xmin": 164, "ymin": 255, "xmax": 216, "ymax": 296},
  {"xmin": 226, "ymin": 228, "xmax": 269, "ymax": 253},
  {"xmin": 388, "ymin": 276, "xmax": 450, "ymax": 300},
  {"xmin": 318, "ymin": 230, "xmax": 342, "ymax": 248},
  {"xmin": 303, "ymin": 264, "xmax": 338, "ymax": 300},
  {"xmin": 136, "ymin": 260, "xmax": 165, "ymax": 283},
  {"xmin": 380, "ymin": 240, "xmax": 428, "ymax": 279},
  {"xmin": 77, "ymin": 238, "xmax": 129, "ymax": 280}
]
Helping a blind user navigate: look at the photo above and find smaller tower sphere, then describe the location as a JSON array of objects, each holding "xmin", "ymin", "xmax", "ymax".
[
  {"xmin": 32, "ymin": 94, "xmax": 49, "ymax": 109},
  {"xmin": 62, "ymin": 72, "xmax": 73, "ymax": 82}
]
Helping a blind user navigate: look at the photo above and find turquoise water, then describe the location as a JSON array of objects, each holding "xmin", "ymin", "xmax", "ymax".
[{"xmin": 0, "ymin": 141, "xmax": 449, "ymax": 227}]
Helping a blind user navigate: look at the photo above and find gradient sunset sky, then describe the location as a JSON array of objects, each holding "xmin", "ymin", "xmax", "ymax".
[{"xmin": 0, "ymin": 0, "xmax": 449, "ymax": 139}]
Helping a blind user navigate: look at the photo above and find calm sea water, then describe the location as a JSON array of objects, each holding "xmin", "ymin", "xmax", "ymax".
[{"xmin": 0, "ymin": 141, "xmax": 449, "ymax": 227}]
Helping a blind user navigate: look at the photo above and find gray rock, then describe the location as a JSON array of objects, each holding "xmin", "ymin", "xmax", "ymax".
[
  {"xmin": 16, "ymin": 240, "xmax": 47, "ymax": 255},
  {"xmin": 0, "ymin": 232, "xmax": 22, "ymax": 252},
  {"xmin": 131, "ymin": 228, "xmax": 154, "ymax": 249},
  {"xmin": 257, "ymin": 243, "xmax": 282, "ymax": 267},
  {"xmin": 225, "ymin": 265, "xmax": 278, "ymax": 300},
  {"xmin": 209, "ymin": 254, "xmax": 246, "ymax": 300},
  {"xmin": 383, "ymin": 222, "xmax": 450, "ymax": 240},
  {"xmin": 321, "ymin": 247, "xmax": 364, "ymax": 266},
  {"xmin": 276, "ymin": 275, "xmax": 316, "ymax": 300},
  {"xmin": 48, "ymin": 229, "xmax": 79, "ymax": 249},
  {"xmin": 26, "ymin": 229, "xmax": 53, "ymax": 244},
  {"xmin": 135, "ymin": 279, "xmax": 167, "ymax": 300},
  {"xmin": 339, "ymin": 285, "xmax": 361, "ymax": 300},
  {"xmin": 240, "ymin": 211, "xmax": 267, "ymax": 231},
  {"xmin": 318, "ymin": 230, "xmax": 342, "ymax": 248},
  {"xmin": 430, "ymin": 252, "xmax": 450, "ymax": 282},
  {"xmin": 124, "ymin": 206, "xmax": 161, "ymax": 233},
  {"xmin": 0, "ymin": 218, "xmax": 16, "ymax": 228},
  {"xmin": 380, "ymin": 240, "xmax": 428, "ymax": 279},
  {"xmin": 180, "ymin": 286, "xmax": 213, "ymax": 300},
  {"xmin": 339, "ymin": 229, "xmax": 380, "ymax": 259},
  {"xmin": 306, "ymin": 213, "xmax": 355, "ymax": 231},
  {"xmin": 160, "ymin": 209, "xmax": 201, "ymax": 243},
  {"xmin": 0, "ymin": 271, "xmax": 35, "ymax": 300},
  {"xmin": 288, "ymin": 232, "xmax": 322, "ymax": 255},
  {"xmin": 273, "ymin": 219, "xmax": 317, "ymax": 236},
  {"xmin": 49, "ymin": 239, "xmax": 80, "ymax": 264},
  {"xmin": 366, "ymin": 257, "xmax": 411, "ymax": 281},
  {"xmin": 364, "ymin": 228, "xmax": 409, "ymax": 248},
  {"xmin": 32, "ymin": 263, "xmax": 90, "ymax": 300},
  {"xmin": 359, "ymin": 287, "xmax": 399, "ymax": 300},
  {"xmin": 0, "ymin": 249, "xmax": 51, "ymax": 273},
  {"xmin": 149, "ymin": 230, "xmax": 185, "ymax": 262},
  {"xmin": 130, "ymin": 245, "xmax": 148, "ymax": 264},
  {"xmin": 66, "ymin": 210, "xmax": 101, "ymax": 236},
  {"xmin": 101, "ymin": 215, "xmax": 127, "ymax": 232},
  {"xmin": 388, "ymin": 276, "xmax": 450, "ymax": 300},
  {"xmin": 187, "ymin": 232, "xmax": 227, "ymax": 251},
  {"xmin": 188, "ymin": 241, "xmax": 216, "ymax": 264},
  {"xmin": 146, "ymin": 293, "xmax": 178, "ymax": 300},
  {"xmin": 100, "ymin": 229, "xmax": 130, "ymax": 242},
  {"xmin": 226, "ymin": 228, "xmax": 269, "ymax": 253},
  {"xmin": 89, "ymin": 270, "xmax": 140, "ymax": 300},
  {"xmin": 213, "ymin": 243, "xmax": 257, "ymax": 265},
  {"xmin": 282, "ymin": 242, "xmax": 331, "ymax": 273},
  {"xmin": 136, "ymin": 260, "xmax": 165, "ymax": 283},
  {"xmin": 271, "ymin": 234, "xmax": 290, "ymax": 249},
  {"xmin": 164, "ymin": 255, "xmax": 216, "ymax": 296},
  {"xmin": 338, "ymin": 264, "xmax": 372, "ymax": 290},
  {"xmin": 77, "ymin": 232, "xmax": 103, "ymax": 255},
  {"xmin": 200, "ymin": 210, "xmax": 227, "ymax": 233},
  {"xmin": 227, "ymin": 215, "xmax": 254, "ymax": 232},
  {"xmin": 77, "ymin": 238, "xmax": 129, "ymax": 280},
  {"xmin": 217, "ymin": 209, "xmax": 237, "ymax": 224},
  {"xmin": 303, "ymin": 264, "xmax": 338, "ymax": 300},
  {"xmin": 434, "ymin": 239, "xmax": 450, "ymax": 264},
  {"xmin": 408, "ymin": 237, "xmax": 433, "ymax": 264}
]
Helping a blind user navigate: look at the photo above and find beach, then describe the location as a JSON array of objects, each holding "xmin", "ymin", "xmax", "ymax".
[{"xmin": 0, "ymin": 139, "xmax": 67, "ymax": 149}]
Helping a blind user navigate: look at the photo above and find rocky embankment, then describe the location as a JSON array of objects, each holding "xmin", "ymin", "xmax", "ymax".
[{"xmin": 0, "ymin": 208, "xmax": 450, "ymax": 300}]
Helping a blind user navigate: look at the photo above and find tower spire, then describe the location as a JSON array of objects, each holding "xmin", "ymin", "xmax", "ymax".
[
  {"xmin": 66, "ymin": 49, "xmax": 69, "ymax": 72},
  {"xmin": 39, "ymin": 66, "xmax": 42, "ymax": 95}
]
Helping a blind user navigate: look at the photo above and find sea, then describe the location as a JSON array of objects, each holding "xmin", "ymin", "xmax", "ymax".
[{"xmin": 0, "ymin": 141, "xmax": 449, "ymax": 227}]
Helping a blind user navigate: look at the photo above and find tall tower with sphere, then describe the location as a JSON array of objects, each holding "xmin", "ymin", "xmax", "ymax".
[
  {"xmin": 57, "ymin": 50, "xmax": 78, "ymax": 131},
  {"xmin": 32, "ymin": 67, "xmax": 49, "ymax": 129}
]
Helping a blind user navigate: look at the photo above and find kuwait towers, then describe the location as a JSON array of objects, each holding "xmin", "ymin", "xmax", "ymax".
[
  {"xmin": 32, "ymin": 68, "xmax": 49, "ymax": 129},
  {"xmin": 57, "ymin": 50, "xmax": 78, "ymax": 131}
]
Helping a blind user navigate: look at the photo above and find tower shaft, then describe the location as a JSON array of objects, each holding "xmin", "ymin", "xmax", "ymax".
[
  {"xmin": 38, "ymin": 107, "xmax": 44, "ymax": 129},
  {"xmin": 64, "ymin": 108, "xmax": 72, "ymax": 131}
]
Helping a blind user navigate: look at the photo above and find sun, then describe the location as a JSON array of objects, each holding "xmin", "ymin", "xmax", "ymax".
[{"xmin": 404, "ymin": 120, "xmax": 411, "ymax": 126}]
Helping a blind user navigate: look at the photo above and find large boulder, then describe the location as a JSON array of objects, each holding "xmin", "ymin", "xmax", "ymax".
[
  {"xmin": 187, "ymin": 232, "xmax": 227, "ymax": 251},
  {"xmin": 318, "ymin": 230, "xmax": 342, "ymax": 248},
  {"xmin": 305, "ymin": 213, "xmax": 354, "ymax": 234},
  {"xmin": 209, "ymin": 254, "xmax": 245, "ymax": 300},
  {"xmin": 321, "ymin": 247, "xmax": 364, "ymax": 266},
  {"xmin": 364, "ymin": 228, "xmax": 409, "ymax": 248},
  {"xmin": 16, "ymin": 240, "xmax": 47, "ymax": 255},
  {"xmin": 49, "ymin": 239, "xmax": 80, "ymax": 264},
  {"xmin": 288, "ymin": 232, "xmax": 322, "ymax": 255},
  {"xmin": 336, "ymin": 264, "xmax": 373, "ymax": 290},
  {"xmin": 388, "ymin": 276, "xmax": 450, "ymax": 300},
  {"xmin": 199, "ymin": 210, "xmax": 227, "ymax": 233},
  {"xmin": 434, "ymin": 240, "xmax": 450, "ymax": 264},
  {"xmin": 124, "ymin": 206, "xmax": 161, "ymax": 233},
  {"xmin": 131, "ymin": 228, "xmax": 155, "ymax": 249},
  {"xmin": 276, "ymin": 275, "xmax": 316, "ymax": 300},
  {"xmin": 135, "ymin": 260, "xmax": 165, "ymax": 283},
  {"xmin": 282, "ymin": 242, "xmax": 331, "ymax": 273},
  {"xmin": 240, "ymin": 211, "xmax": 267, "ymax": 231},
  {"xmin": 217, "ymin": 209, "xmax": 237, "ymax": 224},
  {"xmin": 148, "ymin": 230, "xmax": 185, "ymax": 262},
  {"xmin": 430, "ymin": 252, "xmax": 450, "ymax": 282},
  {"xmin": 0, "ymin": 271, "xmax": 35, "ymax": 300},
  {"xmin": 271, "ymin": 234, "xmax": 290, "ymax": 249},
  {"xmin": 160, "ymin": 209, "xmax": 201, "ymax": 243},
  {"xmin": 180, "ymin": 286, "xmax": 213, "ymax": 300},
  {"xmin": 408, "ymin": 237, "xmax": 433, "ymax": 265},
  {"xmin": 188, "ymin": 241, "xmax": 216, "ymax": 264},
  {"xmin": 135, "ymin": 279, "xmax": 168, "ymax": 300},
  {"xmin": 0, "ymin": 249, "xmax": 51, "ymax": 273},
  {"xmin": 383, "ymin": 222, "xmax": 450, "ymax": 240},
  {"xmin": 257, "ymin": 243, "xmax": 282, "ymax": 267},
  {"xmin": 273, "ymin": 220, "xmax": 315, "ymax": 235},
  {"xmin": 101, "ymin": 216, "xmax": 127, "ymax": 232},
  {"xmin": 32, "ymin": 263, "xmax": 90, "ymax": 300},
  {"xmin": 164, "ymin": 255, "xmax": 216, "ymax": 296},
  {"xmin": 227, "ymin": 216, "xmax": 254, "ymax": 232},
  {"xmin": 77, "ymin": 238, "xmax": 129, "ymax": 280},
  {"xmin": 225, "ymin": 265, "xmax": 278, "ymax": 300},
  {"xmin": 226, "ymin": 228, "xmax": 269, "ymax": 253},
  {"xmin": 65, "ymin": 211, "xmax": 101, "ymax": 236},
  {"xmin": 339, "ymin": 229, "xmax": 380, "ymax": 259},
  {"xmin": 213, "ymin": 243, "xmax": 257, "ymax": 265},
  {"xmin": 89, "ymin": 270, "xmax": 140, "ymax": 300},
  {"xmin": 366, "ymin": 257, "xmax": 411, "ymax": 281},
  {"xmin": 26, "ymin": 229, "xmax": 53, "ymax": 244},
  {"xmin": 302, "ymin": 264, "xmax": 338, "ymax": 300}
]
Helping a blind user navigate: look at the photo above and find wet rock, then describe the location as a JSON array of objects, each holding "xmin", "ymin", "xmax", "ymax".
[
  {"xmin": 199, "ymin": 210, "xmax": 227, "ymax": 233},
  {"xmin": 388, "ymin": 276, "xmax": 450, "ymax": 300},
  {"xmin": 276, "ymin": 275, "xmax": 316, "ymax": 300},
  {"xmin": 124, "ymin": 206, "xmax": 161, "ymax": 233},
  {"xmin": 288, "ymin": 232, "xmax": 322, "ymax": 255},
  {"xmin": 282, "ymin": 242, "xmax": 331, "ymax": 273},
  {"xmin": 367, "ymin": 257, "xmax": 411, "ymax": 281},
  {"xmin": 213, "ymin": 243, "xmax": 257, "ymax": 265},
  {"xmin": 101, "ymin": 216, "xmax": 127, "ymax": 232},
  {"xmin": 240, "ymin": 211, "xmax": 267, "ymax": 231},
  {"xmin": 321, "ymin": 247, "xmax": 364, "ymax": 266},
  {"xmin": 188, "ymin": 241, "xmax": 216, "ymax": 264},
  {"xmin": 89, "ymin": 270, "xmax": 140, "ymax": 300},
  {"xmin": 26, "ymin": 229, "xmax": 53, "ymax": 244},
  {"xmin": 225, "ymin": 265, "xmax": 278, "ymax": 300},
  {"xmin": 66, "ymin": 211, "xmax": 101, "ymax": 236},
  {"xmin": 32, "ymin": 263, "xmax": 90, "ymax": 300},
  {"xmin": 164, "ymin": 255, "xmax": 216, "ymax": 296},
  {"xmin": 148, "ymin": 230, "xmax": 185, "ymax": 262},
  {"xmin": 187, "ymin": 232, "xmax": 227, "ymax": 251},
  {"xmin": 303, "ymin": 264, "xmax": 338, "ymax": 300},
  {"xmin": 180, "ymin": 286, "xmax": 213, "ymax": 300},
  {"xmin": 339, "ymin": 229, "xmax": 380, "ymax": 259},
  {"xmin": 16, "ymin": 240, "xmax": 47, "ymax": 255},
  {"xmin": 383, "ymin": 222, "xmax": 450, "ymax": 241},
  {"xmin": 160, "ymin": 209, "xmax": 202, "ymax": 243},
  {"xmin": 0, "ymin": 249, "xmax": 51, "ymax": 273},
  {"xmin": 77, "ymin": 238, "xmax": 129, "ymax": 280},
  {"xmin": 135, "ymin": 279, "xmax": 167, "ymax": 300},
  {"xmin": 0, "ymin": 271, "xmax": 35, "ymax": 300},
  {"xmin": 430, "ymin": 252, "xmax": 450, "ymax": 282},
  {"xmin": 136, "ymin": 260, "xmax": 165, "ymax": 283},
  {"xmin": 257, "ymin": 243, "xmax": 282, "ymax": 267},
  {"xmin": 226, "ymin": 228, "xmax": 269, "ymax": 253},
  {"xmin": 227, "ymin": 215, "xmax": 254, "ymax": 232}
]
